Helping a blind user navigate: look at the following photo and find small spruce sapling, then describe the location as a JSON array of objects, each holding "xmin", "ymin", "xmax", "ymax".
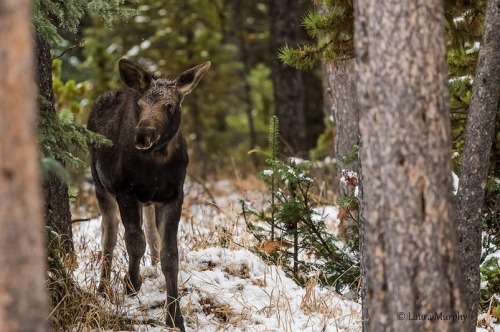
[{"xmin": 240, "ymin": 116, "xmax": 360, "ymax": 294}]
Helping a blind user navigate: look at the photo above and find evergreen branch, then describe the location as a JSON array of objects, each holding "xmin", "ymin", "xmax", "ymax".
[
  {"xmin": 51, "ymin": 40, "xmax": 85, "ymax": 61},
  {"xmin": 279, "ymin": 37, "xmax": 353, "ymax": 70}
]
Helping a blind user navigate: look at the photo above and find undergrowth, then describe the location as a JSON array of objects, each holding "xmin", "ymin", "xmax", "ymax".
[
  {"xmin": 46, "ymin": 227, "xmax": 134, "ymax": 331},
  {"xmin": 240, "ymin": 116, "xmax": 360, "ymax": 295}
]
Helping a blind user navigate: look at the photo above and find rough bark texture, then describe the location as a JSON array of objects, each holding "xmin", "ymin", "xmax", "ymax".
[
  {"xmin": 0, "ymin": 1, "xmax": 49, "ymax": 330},
  {"xmin": 35, "ymin": 36, "xmax": 74, "ymax": 254},
  {"xmin": 269, "ymin": 0, "xmax": 307, "ymax": 157},
  {"xmin": 354, "ymin": 0, "xmax": 465, "ymax": 331},
  {"xmin": 323, "ymin": 59, "xmax": 359, "ymax": 186},
  {"xmin": 456, "ymin": 0, "xmax": 500, "ymax": 330}
]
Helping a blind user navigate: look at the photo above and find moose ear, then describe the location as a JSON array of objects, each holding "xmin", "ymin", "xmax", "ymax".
[
  {"xmin": 175, "ymin": 61, "xmax": 211, "ymax": 95},
  {"xmin": 118, "ymin": 59, "xmax": 152, "ymax": 92}
]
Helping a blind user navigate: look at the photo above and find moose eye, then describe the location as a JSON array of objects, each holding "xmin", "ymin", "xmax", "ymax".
[{"xmin": 163, "ymin": 103, "xmax": 174, "ymax": 113}]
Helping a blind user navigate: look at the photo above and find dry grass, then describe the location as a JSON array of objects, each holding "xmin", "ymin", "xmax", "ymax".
[
  {"xmin": 47, "ymin": 261, "xmax": 136, "ymax": 331},
  {"xmin": 52, "ymin": 174, "xmax": 361, "ymax": 331}
]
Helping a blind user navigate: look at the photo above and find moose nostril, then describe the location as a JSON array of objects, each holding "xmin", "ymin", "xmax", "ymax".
[{"xmin": 134, "ymin": 127, "xmax": 158, "ymax": 150}]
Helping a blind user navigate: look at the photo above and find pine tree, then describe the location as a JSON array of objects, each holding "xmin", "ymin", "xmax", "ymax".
[
  {"xmin": 241, "ymin": 116, "xmax": 359, "ymax": 291},
  {"xmin": 33, "ymin": 0, "xmax": 133, "ymax": 255},
  {"xmin": 280, "ymin": 1, "xmax": 359, "ymax": 200}
]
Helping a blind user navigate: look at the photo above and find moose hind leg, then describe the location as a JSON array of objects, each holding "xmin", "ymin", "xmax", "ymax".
[
  {"xmin": 116, "ymin": 194, "xmax": 146, "ymax": 294},
  {"xmin": 156, "ymin": 198, "xmax": 185, "ymax": 331},
  {"xmin": 143, "ymin": 204, "xmax": 161, "ymax": 265},
  {"xmin": 97, "ymin": 191, "xmax": 120, "ymax": 294}
]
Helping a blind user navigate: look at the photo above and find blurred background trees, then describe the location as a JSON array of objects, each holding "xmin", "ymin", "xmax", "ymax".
[
  {"xmin": 53, "ymin": 0, "xmax": 324, "ymax": 178},
  {"xmin": 38, "ymin": 0, "xmax": 499, "ymax": 200}
]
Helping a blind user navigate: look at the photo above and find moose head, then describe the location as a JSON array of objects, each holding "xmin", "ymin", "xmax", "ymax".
[{"xmin": 118, "ymin": 59, "xmax": 211, "ymax": 151}]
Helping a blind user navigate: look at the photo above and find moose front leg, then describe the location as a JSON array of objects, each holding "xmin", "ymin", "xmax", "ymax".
[
  {"xmin": 116, "ymin": 194, "xmax": 146, "ymax": 294},
  {"xmin": 156, "ymin": 197, "xmax": 185, "ymax": 331}
]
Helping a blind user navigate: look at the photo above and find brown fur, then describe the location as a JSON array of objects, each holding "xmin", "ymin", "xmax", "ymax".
[{"xmin": 87, "ymin": 59, "xmax": 210, "ymax": 331}]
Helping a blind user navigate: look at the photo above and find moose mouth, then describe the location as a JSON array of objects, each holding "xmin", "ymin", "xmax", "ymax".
[{"xmin": 134, "ymin": 128, "xmax": 160, "ymax": 151}]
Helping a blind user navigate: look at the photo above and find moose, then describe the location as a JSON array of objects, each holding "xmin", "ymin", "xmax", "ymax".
[{"xmin": 87, "ymin": 58, "xmax": 210, "ymax": 331}]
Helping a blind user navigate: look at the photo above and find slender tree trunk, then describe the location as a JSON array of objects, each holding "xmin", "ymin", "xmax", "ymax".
[
  {"xmin": 354, "ymin": 0, "xmax": 465, "ymax": 331},
  {"xmin": 324, "ymin": 59, "xmax": 359, "ymax": 190},
  {"xmin": 269, "ymin": 0, "xmax": 307, "ymax": 157},
  {"xmin": 456, "ymin": 0, "xmax": 500, "ymax": 329},
  {"xmin": 225, "ymin": 0, "xmax": 259, "ymax": 169},
  {"xmin": 0, "ymin": 1, "xmax": 49, "ymax": 330},
  {"xmin": 35, "ymin": 35, "xmax": 74, "ymax": 254}
]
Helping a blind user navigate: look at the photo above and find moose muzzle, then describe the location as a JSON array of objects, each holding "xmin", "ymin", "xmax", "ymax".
[{"xmin": 134, "ymin": 125, "xmax": 158, "ymax": 150}]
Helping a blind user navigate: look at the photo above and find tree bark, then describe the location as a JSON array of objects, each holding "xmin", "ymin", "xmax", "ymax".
[
  {"xmin": 323, "ymin": 59, "xmax": 359, "ymax": 189},
  {"xmin": 35, "ymin": 35, "xmax": 74, "ymax": 254},
  {"xmin": 269, "ymin": 0, "xmax": 307, "ymax": 157},
  {"xmin": 354, "ymin": 0, "xmax": 465, "ymax": 331},
  {"xmin": 0, "ymin": 1, "xmax": 49, "ymax": 330},
  {"xmin": 456, "ymin": 0, "xmax": 500, "ymax": 330}
]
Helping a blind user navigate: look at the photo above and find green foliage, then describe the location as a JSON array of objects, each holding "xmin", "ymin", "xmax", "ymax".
[
  {"xmin": 340, "ymin": 144, "xmax": 358, "ymax": 165},
  {"xmin": 336, "ymin": 194, "xmax": 357, "ymax": 211},
  {"xmin": 247, "ymin": 63, "xmax": 275, "ymax": 150},
  {"xmin": 279, "ymin": 0, "xmax": 354, "ymax": 70},
  {"xmin": 268, "ymin": 116, "xmax": 279, "ymax": 161},
  {"xmin": 241, "ymin": 118, "xmax": 359, "ymax": 293},
  {"xmin": 41, "ymin": 157, "xmax": 71, "ymax": 183},
  {"xmin": 480, "ymin": 257, "xmax": 500, "ymax": 312},
  {"xmin": 39, "ymin": 59, "xmax": 112, "ymax": 175},
  {"xmin": 39, "ymin": 107, "xmax": 111, "ymax": 170},
  {"xmin": 32, "ymin": 0, "xmax": 137, "ymax": 44},
  {"xmin": 482, "ymin": 177, "xmax": 500, "ymax": 254},
  {"xmin": 33, "ymin": 1, "xmax": 132, "ymax": 181}
]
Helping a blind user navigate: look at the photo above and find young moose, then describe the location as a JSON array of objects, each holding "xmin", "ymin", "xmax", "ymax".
[{"xmin": 87, "ymin": 59, "xmax": 210, "ymax": 331}]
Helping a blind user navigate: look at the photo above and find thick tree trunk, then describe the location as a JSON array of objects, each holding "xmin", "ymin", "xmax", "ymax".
[
  {"xmin": 269, "ymin": 0, "xmax": 307, "ymax": 157},
  {"xmin": 323, "ymin": 59, "xmax": 359, "ymax": 189},
  {"xmin": 456, "ymin": 0, "xmax": 500, "ymax": 330},
  {"xmin": 354, "ymin": 0, "xmax": 465, "ymax": 331},
  {"xmin": 35, "ymin": 36, "xmax": 74, "ymax": 254},
  {"xmin": 0, "ymin": 1, "xmax": 49, "ymax": 330}
]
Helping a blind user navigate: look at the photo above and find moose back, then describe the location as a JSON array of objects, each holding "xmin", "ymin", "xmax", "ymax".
[{"xmin": 87, "ymin": 58, "xmax": 210, "ymax": 331}]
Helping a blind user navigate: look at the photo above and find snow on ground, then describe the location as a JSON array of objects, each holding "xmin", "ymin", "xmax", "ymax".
[
  {"xmin": 72, "ymin": 178, "xmax": 500, "ymax": 331},
  {"xmin": 72, "ymin": 179, "xmax": 361, "ymax": 331}
]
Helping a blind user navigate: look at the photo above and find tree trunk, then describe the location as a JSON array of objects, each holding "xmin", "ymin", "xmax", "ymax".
[
  {"xmin": 269, "ymin": 0, "xmax": 307, "ymax": 157},
  {"xmin": 324, "ymin": 59, "xmax": 359, "ymax": 190},
  {"xmin": 225, "ymin": 0, "xmax": 259, "ymax": 169},
  {"xmin": 456, "ymin": 0, "xmax": 500, "ymax": 329},
  {"xmin": 0, "ymin": 1, "xmax": 49, "ymax": 330},
  {"xmin": 354, "ymin": 0, "xmax": 465, "ymax": 331},
  {"xmin": 35, "ymin": 35, "xmax": 74, "ymax": 254}
]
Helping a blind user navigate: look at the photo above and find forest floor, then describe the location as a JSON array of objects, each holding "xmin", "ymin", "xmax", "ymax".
[
  {"xmin": 71, "ymin": 176, "xmax": 361, "ymax": 331},
  {"xmin": 70, "ymin": 176, "xmax": 499, "ymax": 331}
]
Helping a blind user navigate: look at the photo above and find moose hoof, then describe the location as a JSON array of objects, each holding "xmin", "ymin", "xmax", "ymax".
[
  {"xmin": 97, "ymin": 283, "xmax": 106, "ymax": 294},
  {"xmin": 124, "ymin": 273, "xmax": 142, "ymax": 295},
  {"xmin": 97, "ymin": 282, "xmax": 113, "ymax": 298},
  {"xmin": 166, "ymin": 315, "xmax": 185, "ymax": 332}
]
